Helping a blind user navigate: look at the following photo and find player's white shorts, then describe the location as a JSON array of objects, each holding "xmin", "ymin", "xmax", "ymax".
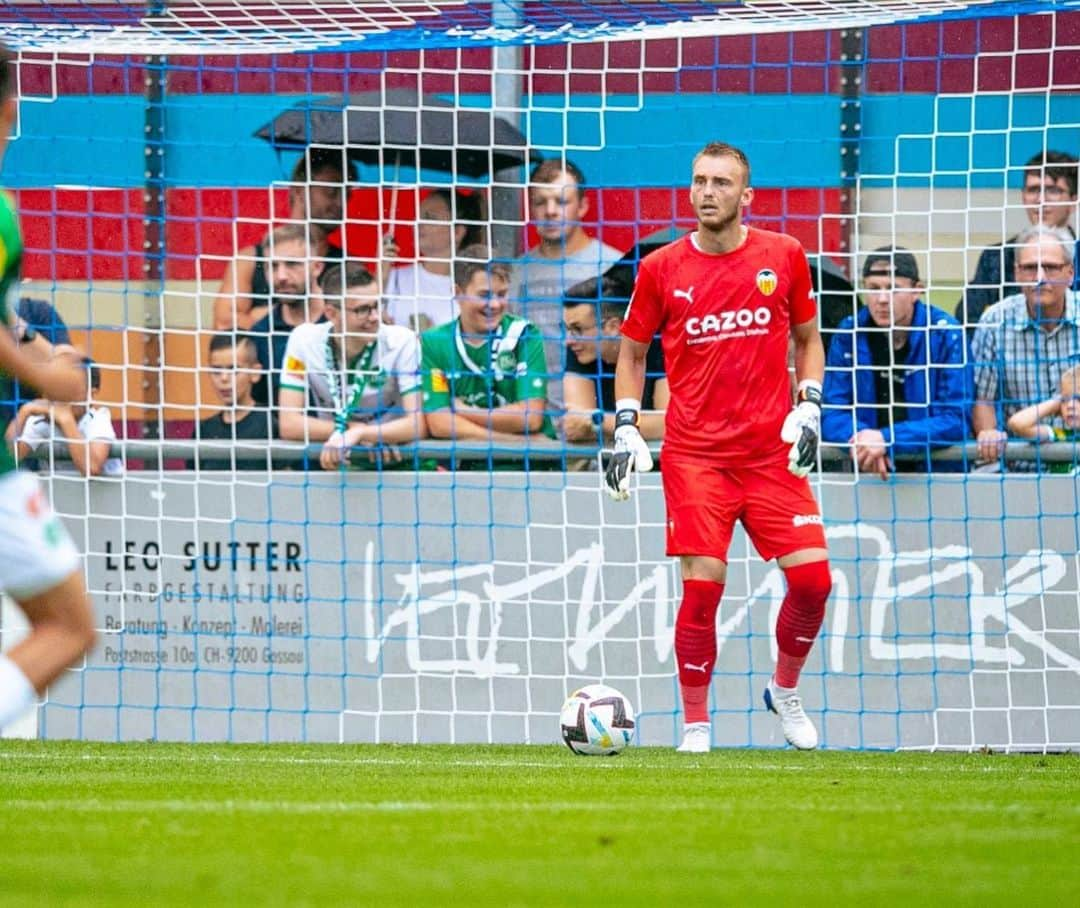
[{"xmin": 0, "ymin": 470, "xmax": 80, "ymax": 600}]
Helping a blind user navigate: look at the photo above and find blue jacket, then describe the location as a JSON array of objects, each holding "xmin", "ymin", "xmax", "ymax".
[{"xmin": 822, "ymin": 301, "xmax": 972, "ymax": 460}]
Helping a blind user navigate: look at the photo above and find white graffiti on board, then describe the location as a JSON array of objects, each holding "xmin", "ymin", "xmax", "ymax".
[{"xmin": 355, "ymin": 521, "xmax": 1080, "ymax": 677}]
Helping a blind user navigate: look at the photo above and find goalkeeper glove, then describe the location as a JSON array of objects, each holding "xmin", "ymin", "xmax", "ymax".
[
  {"xmin": 781, "ymin": 380, "xmax": 823, "ymax": 478},
  {"xmin": 605, "ymin": 406, "xmax": 654, "ymax": 501}
]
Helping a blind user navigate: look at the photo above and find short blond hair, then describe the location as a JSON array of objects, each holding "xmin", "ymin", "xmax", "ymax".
[
  {"xmin": 1059, "ymin": 363, "xmax": 1080, "ymax": 396},
  {"xmin": 692, "ymin": 141, "xmax": 751, "ymax": 184}
]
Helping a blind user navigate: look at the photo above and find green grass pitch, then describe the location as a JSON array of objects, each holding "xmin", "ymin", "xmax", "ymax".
[{"xmin": 1, "ymin": 741, "xmax": 1076, "ymax": 906}]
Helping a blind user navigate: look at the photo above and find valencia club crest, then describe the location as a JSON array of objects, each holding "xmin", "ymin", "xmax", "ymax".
[{"xmin": 756, "ymin": 268, "xmax": 778, "ymax": 296}]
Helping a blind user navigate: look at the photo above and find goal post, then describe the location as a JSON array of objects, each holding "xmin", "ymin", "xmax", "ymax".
[{"xmin": 1, "ymin": 0, "xmax": 1078, "ymax": 751}]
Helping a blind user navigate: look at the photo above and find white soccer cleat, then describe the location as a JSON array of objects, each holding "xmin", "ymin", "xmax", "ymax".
[
  {"xmin": 676, "ymin": 722, "xmax": 711, "ymax": 753},
  {"xmin": 763, "ymin": 683, "xmax": 818, "ymax": 750}
]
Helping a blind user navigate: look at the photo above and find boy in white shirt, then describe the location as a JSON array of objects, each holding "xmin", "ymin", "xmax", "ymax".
[{"xmin": 9, "ymin": 359, "xmax": 122, "ymax": 477}]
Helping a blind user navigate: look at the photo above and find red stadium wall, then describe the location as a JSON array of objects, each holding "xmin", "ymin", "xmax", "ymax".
[{"xmin": 14, "ymin": 186, "xmax": 844, "ymax": 282}]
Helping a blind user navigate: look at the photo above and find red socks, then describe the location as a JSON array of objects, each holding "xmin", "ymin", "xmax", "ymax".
[
  {"xmin": 674, "ymin": 579, "xmax": 724, "ymax": 724},
  {"xmin": 774, "ymin": 560, "xmax": 832, "ymax": 688},
  {"xmin": 674, "ymin": 562, "xmax": 830, "ymax": 722}
]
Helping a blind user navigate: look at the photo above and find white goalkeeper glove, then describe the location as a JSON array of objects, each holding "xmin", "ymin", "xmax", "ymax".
[
  {"xmin": 605, "ymin": 405, "xmax": 654, "ymax": 501},
  {"xmin": 781, "ymin": 380, "xmax": 823, "ymax": 478}
]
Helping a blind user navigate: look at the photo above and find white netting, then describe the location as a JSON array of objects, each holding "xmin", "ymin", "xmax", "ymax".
[
  {"xmin": 0, "ymin": 0, "xmax": 1045, "ymax": 54},
  {"xmin": 3, "ymin": 1, "xmax": 1080, "ymax": 751}
]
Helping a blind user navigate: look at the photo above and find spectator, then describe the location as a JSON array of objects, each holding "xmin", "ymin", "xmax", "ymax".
[
  {"xmin": 382, "ymin": 188, "xmax": 484, "ymax": 333},
  {"xmin": 512, "ymin": 159, "xmax": 623, "ymax": 399},
  {"xmin": 957, "ymin": 150, "xmax": 1079, "ymax": 330},
  {"xmin": 1006, "ymin": 363, "xmax": 1080, "ymax": 472},
  {"xmin": 9, "ymin": 359, "xmax": 122, "ymax": 477},
  {"xmin": 1, "ymin": 298, "xmax": 72, "ymax": 423},
  {"xmin": 248, "ymin": 224, "xmax": 327, "ymax": 409},
  {"xmin": 421, "ymin": 246, "xmax": 555, "ymax": 446},
  {"xmin": 213, "ymin": 148, "xmax": 355, "ymax": 331},
  {"xmin": 561, "ymin": 272, "xmax": 668, "ymax": 444},
  {"xmin": 822, "ymin": 248, "xmax": 971, "ymax": 477},
  {"xmin": 17, "ymin": 297, "xmax": 70, "ymax": 345},
  {"xmin": 278, "ymin": 262, "xmax": 426, "ymax": 469},
  {"xmin": 972, "ymin": 223, "xmax": 1080, "ymax": 467},
  {"xmin": 192, "ymin": 333, "xmax": 275, "ymax": 471}
]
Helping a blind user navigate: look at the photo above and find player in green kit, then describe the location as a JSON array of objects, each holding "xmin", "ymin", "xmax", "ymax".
[
  {"xmin": 421, "ymin": 244, "xmax": 555, "ymax": 445},
  {"xmin": 0, "ymin": 44, "xmax": 97, "ymax": 731}
]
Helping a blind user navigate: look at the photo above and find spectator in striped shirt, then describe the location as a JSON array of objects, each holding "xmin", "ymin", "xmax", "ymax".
[{"xmin": 971, "ymin": 223, "xmax": 1080, "ymax": 467}]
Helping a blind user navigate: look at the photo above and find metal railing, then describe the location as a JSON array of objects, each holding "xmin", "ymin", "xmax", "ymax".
[{"xmin": 18, "ymin": 438, "xmax": 1080, "ymax": 468}]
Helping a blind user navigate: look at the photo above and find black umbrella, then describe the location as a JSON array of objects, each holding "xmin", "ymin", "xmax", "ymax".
[
  {"xmin": 805, "ymin": 254, "xmax": 857, "ymax": 346},
  {"xmin": 254, "ymin": 89, "xmax": 531, "ymax": 179}
]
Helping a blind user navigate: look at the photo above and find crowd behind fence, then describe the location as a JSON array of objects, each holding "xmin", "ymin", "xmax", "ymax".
[{"xmin": 8, "ymin": 150, "xmax": 1080, "ymax": 479}]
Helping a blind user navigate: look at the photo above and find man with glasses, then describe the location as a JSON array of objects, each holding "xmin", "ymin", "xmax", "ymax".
[
  {"xmin": 277, "ymin": 262, "xmax": 425, "ymax": 469},
  {"xmin": 971, "ymin": 223, "xmax": 1080, "ymax": 467},
  {"xmin": 561, "ymin": 272, "xmax": 668, "ymax": 444},
  {"xmin": 957, "ymin": 150, "xmax": 1079, "ymax": 330},
  {"xmin": 821, "ymin": 248, "xmax": 971, "ymax": 477}
]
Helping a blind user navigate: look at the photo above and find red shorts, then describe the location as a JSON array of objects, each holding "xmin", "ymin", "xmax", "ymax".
[{"xmin": 662, "ymin": 456, "xmax": 827, "ymax": 562}]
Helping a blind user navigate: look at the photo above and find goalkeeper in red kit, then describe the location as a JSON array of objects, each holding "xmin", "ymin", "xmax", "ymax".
[{"xmin": 607, "ymin": 141, "xmax": 831, "ymax": 752}]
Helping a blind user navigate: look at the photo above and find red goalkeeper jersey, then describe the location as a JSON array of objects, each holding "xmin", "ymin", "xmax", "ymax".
[{"xmin": 621, "ymin": 227, "xmax": 817, "ymax": 465}]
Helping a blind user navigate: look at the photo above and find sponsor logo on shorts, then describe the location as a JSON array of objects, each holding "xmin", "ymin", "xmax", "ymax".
[
  {"xmin": 792, "ymin": 513, "xmax": 823, "ymax": 527},
  {"xmin": 685, "ymin": 307, "xmax": 772, "ymax": 344}
]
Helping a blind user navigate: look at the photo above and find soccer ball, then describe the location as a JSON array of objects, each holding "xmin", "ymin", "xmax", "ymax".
[{"xmin": 559, "ymin": 684, "xmax": 636, "ymax": 756}]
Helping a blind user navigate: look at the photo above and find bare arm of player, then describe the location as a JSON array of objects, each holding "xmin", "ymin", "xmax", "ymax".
[
  {"xmin": 613, "ymin": 336, "xmax": 649, "ymax": 406},
  {"xmin": 639, "ymin": 378, "xmax": 669, "ymax": 441},
  {"xmin": 790, "ymin": 317, "xmax": 825, "ymax": 389},
  {"xmin": 0, "ymin": 330, "xmax": 87, "ymax": 402},
  {"xmin": 9, "ymin": 318, "xmax": 62, "ymax": 363}
]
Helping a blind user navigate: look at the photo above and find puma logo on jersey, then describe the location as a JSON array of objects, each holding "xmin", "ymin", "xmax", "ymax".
[
  {"xmin": 682, "ymin": 661, "xmax": 709, "ymax": 673},
  {"xmin": 673, "ymin": 286, "xmax": 695, "ymax": 305}
]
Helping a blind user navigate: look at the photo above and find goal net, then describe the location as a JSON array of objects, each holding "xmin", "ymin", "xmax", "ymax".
[{"xmin": 2, "ymin": 0, "xmax": 1078, "ymax": 751}]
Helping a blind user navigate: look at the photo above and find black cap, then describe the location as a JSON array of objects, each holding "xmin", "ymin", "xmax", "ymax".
[{"xmin": 862, "ymin": 246, "xmax": 920, "ymax": 283}]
